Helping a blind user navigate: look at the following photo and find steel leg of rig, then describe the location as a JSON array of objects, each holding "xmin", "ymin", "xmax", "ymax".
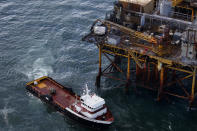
[
  {"xmin": 125, "ymin": 55, "xmax": 131, "ymax": 93},
  {"xmin": 96, "ymin": 45, "xmax": 102, "ymax": 88},
  {"xmin": 189, "ymin": 67, "xmax": 196, "ymax": 108},
  {"xmin": 157, "ymin": 67, "xmax": 164, "ymax": 101}
]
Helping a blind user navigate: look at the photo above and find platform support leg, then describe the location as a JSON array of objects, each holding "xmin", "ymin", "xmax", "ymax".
[
  {"xmin": 147, "ymin": 62, "xmax": 151, "ymax": 83},
  {"xmin": 155, "ymin": 64, "xmax": 159, "ymax": 81},
  {"xmin": 157, "ymin": 66, "xmax": 164, "ymax": 101},
  {"xmin": 190, "ymin": 67, "xmax": 196, "ymax": 107},
  {"xmin": 96, "ymin": 45, "xmax": 102, "ymax": 88},
  {"xmin": 125, "ymin": 55, "xmax": 131, "ymax": 92},
  {"xmin": 136, "ymin": 64, "xmax": 140, "ymax": 81},
  {"xmin": 143, "ymin": 62, "xmax": 147, "ymax": 82}
]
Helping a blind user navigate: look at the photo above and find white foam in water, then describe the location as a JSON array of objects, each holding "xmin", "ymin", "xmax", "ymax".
[
  {"xmin": 26, "ymin": 58, "xmax": 53, "ymax": 79},
  {"xmin": 16, "ymin": 39, "xmax": 55, "ymax": 80},
  {"xmin": 0, "ymin": 107, "xmax": 15, "ymax": 125}
]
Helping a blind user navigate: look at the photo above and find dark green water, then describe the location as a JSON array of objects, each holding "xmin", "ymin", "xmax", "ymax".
[{"xmin": 1, "ymin": 0, "xmax": 197, "ymax": 131}]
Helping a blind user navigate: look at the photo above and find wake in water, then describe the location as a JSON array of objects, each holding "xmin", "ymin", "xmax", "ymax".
[
  {"xmin": 0, "ymin": 108, "xmax": 15, "ymax": 126},
  {"xmin": 18, "ymin": 43, "xmax": 55, "ymax": 80},
  {"xmin": 0, "ymin": 102, "xmax": 15, "ymax": 126},
  {"xmin": 26, "ymin": 58, "xmax": 53, "ymax": 79}
]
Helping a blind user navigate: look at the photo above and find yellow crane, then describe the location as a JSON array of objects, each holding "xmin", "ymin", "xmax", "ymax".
[{"xmin": 102, "ymin": 20, "xmax": 157, "ymax": 44}]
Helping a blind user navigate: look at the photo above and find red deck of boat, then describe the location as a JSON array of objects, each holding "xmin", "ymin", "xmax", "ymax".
[{"xmin": 29, "ymin": 77, "xmax": 76, "ymax": 109}]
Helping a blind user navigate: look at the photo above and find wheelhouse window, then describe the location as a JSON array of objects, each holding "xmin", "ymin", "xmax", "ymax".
[{"xmin": 82, "ymin": 102, "xmax": 94, "ymax": 109}]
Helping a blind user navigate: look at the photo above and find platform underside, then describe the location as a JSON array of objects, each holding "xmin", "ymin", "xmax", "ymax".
[{"xmin": 83, "ymin": 19, "xmax": 197, "ymax": 107}]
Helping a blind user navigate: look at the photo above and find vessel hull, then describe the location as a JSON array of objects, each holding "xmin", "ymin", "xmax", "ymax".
[{"xmin": 26, "ymin": 77, "xmax": 112, "ymax": 129}]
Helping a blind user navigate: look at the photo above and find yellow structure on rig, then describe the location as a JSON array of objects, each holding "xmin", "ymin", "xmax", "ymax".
[
  {"xmin": 115, "ymin": 0, "xmax": 196, "ymax": 22},
  {"xmin": 83, "ymin": 0, "xmax": 197, "ymax": 108},
  {"xmin": 171, "ymin": 0, "xmax": 183, "ymax": 7}
]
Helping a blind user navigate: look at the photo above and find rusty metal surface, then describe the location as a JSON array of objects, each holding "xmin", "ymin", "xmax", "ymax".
[
  {"xmin": 28, "ymin": 77, "xmax": 76, "ymax": 108},
  {"xmin": 82, "ymin": 19, "xmax": 197, "ymax": 67}
]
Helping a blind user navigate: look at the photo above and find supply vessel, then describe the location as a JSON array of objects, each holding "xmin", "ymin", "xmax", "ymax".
[{"xmin": 26, "ymin": 76, "xmax": 114, "ymax": 128}]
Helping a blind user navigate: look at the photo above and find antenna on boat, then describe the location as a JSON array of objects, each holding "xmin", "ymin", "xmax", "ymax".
[
  {"xmin": 75, "ymin": 94, "xmax": 78, "ymax": 104},
  {"xmin": 85, "ymin": 83, "xmax": 90, "ymax": 95}
]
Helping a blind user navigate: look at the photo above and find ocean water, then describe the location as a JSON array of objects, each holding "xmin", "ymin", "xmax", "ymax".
[{"xmin": 0, "ymin": 0, "xmax": 197, "ymax": 131}]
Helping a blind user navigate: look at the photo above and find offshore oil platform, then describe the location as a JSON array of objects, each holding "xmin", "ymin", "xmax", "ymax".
[{"xmin": 83, "ymin": 0, "xmax": 197, "ymax": 107}]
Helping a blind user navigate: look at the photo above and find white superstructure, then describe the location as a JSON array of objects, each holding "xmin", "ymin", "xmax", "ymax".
[
  {"xmin": 81, "ymin": 94, "xmax": 105, "ymax": 112},
  {"xmin": 78, "ymin": 85, "xmax": 107, "ymax": 119}
]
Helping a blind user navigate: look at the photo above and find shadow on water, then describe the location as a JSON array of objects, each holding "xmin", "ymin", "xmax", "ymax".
[{"xmin": 94, "ymin": 75, "xmax": 197, "ymax": 131}]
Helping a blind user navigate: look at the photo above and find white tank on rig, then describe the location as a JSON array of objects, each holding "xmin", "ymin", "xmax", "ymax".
[{"xmin": 93, "ymin": 26, "xmax": 106, "ymax": 35}]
